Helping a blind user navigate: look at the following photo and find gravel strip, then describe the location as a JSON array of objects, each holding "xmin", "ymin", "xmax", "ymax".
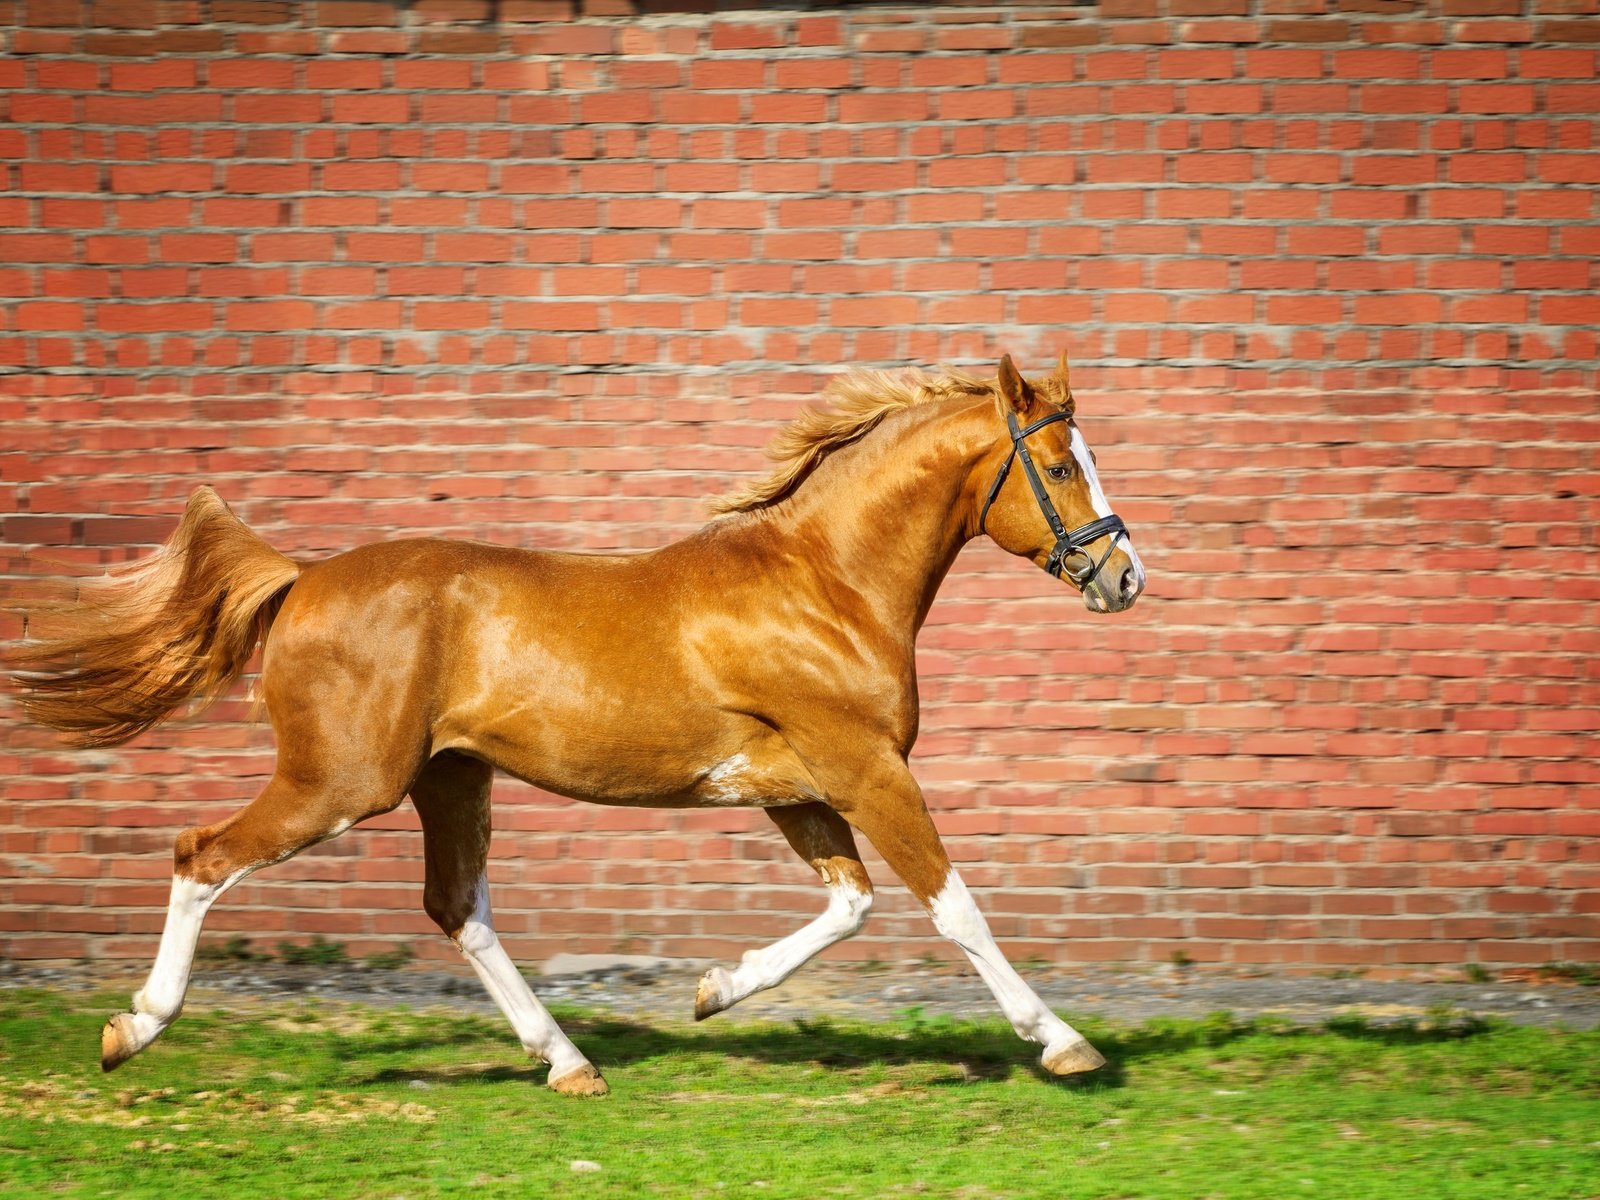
[{"xmin": 4, "ymin": 958, "xmax": 1597, "ymax": 1031}]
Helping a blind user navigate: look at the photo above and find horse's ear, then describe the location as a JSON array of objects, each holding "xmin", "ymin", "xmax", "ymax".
[
  {"xmin": 995, "ymin": 354, "xmax": 1037, "ymax": 417},
  {"xmin": 1050, "ymin": 349, "xmax": 1075, "ymax": 411}
]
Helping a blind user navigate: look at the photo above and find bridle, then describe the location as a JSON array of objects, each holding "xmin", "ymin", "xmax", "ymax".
[{"xmin": 977, "ymin": 408, "xmax": 1131, "ymax": 589}]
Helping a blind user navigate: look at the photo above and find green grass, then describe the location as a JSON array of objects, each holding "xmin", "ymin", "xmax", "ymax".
[
  {"xmin": 274, "ymin": 935, "xmax": 350, "ymax": 966},
  {"xmin": 2, "ymin": 989, "xmax": 1596, "ymax": 1199}
]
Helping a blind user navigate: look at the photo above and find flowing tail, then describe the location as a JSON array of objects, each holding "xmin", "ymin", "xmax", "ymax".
[{"xmin": 12, "ymin": 487, "xmax": 301, "ymax": 748}]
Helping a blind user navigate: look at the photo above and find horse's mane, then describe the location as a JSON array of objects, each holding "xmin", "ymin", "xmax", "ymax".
[{"xmin": 709, "ymin": 366, "xmax": 1074, "ymax": 516}]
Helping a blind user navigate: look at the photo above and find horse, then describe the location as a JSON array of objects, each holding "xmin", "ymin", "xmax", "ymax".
[{"xmin": 14, "ymin": 353, "xmax": 1145, "ymax": 1096}]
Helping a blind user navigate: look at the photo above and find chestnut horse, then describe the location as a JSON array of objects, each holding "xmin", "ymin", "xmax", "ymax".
[{"xmin": 15, "ymin": 354, "xmax": 1145, "ymax": 1096}]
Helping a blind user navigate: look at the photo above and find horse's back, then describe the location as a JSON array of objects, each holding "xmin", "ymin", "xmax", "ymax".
[{"xmin": 275, "ymin": 536, "xmax": 641, "ymax": 636}]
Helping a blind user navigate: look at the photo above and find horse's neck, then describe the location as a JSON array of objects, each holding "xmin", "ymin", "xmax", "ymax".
[{"xmin": 762, "ymin": 397, "xmax": 988, "ymax": 639}]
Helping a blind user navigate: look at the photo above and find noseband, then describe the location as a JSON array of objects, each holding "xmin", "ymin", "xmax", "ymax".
[{"xmin": 977, "ymin": 409, "xmax": 1131, "ymax": 588}]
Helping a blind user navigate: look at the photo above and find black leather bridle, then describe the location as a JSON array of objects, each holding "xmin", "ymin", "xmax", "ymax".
[{"xmin": 978, "ymin": 409, "xmax": 1131, "ymax": 588}]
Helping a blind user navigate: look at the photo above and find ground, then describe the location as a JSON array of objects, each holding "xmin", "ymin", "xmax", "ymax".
[{"xmin": 4, "ymin": 956, "xmax": 1599, "ymax": 1199}]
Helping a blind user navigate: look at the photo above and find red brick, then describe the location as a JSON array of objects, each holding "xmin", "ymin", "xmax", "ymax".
[
  {"xmin": 156, "ymin": 234, "xmax": 239, "ymax": 263},
  {"xmin": 105, "ymin": 164, "xmax": 214, "ymax": 194},
  {"xmin": 503, "ymin": 302, "xmax": 602, "ymax": 330},
  {"xmin": 98, "ymin": 302, "xmax": 212, "ymax": 332},
  {"xmin": 223, "ymin": 164, "xmax": 312, "ymax": 194},
  {"xmin": 1519, "ymin": 49, "xmax": 1597, "ymax": 78},
  {"xmin": 221, "ymin": 300, "xmax": 316, "ymax": 331},
  {"xmin": 838, "ymin": 93, "xmax": 929, "ymax": 123},
  {"xmin": 318, "ymin": 1, "xmax": 399, "ymax": 23},
  {"xmin": 233, "ymin": 93, "xmax": 325, "ymax": 124},
  {"xmin": 1541, "ymin": 295, "xmax": 1600, "ymax": 325}
]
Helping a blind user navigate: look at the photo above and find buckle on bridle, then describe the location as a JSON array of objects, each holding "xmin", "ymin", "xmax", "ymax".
[
  {"xmin": 979, "ymin": 409, "xmax": 1130, "ymax": 588},
  {"xmin": 1047, "ymin": 514, "xmax": 1130, "ymax": 587}
]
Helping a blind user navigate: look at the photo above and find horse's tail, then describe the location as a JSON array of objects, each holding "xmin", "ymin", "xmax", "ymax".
[{"xmin": 12, "ymin": 486, "xmax": 301, "ymax": 748}]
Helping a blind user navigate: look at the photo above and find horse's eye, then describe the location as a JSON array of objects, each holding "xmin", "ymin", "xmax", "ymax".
[{"xmin": 1045, "ymin": 464, "xmax": 1073, "ymax": 482}]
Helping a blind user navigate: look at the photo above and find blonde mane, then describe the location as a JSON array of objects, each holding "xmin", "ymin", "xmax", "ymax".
[{"xmin": 709, "ymin": 366, "xmax": 1074, "ymax": 516}]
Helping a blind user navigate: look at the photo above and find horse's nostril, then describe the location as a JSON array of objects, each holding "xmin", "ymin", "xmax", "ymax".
[{"xmin": 1119, "ymin": 567, "xmax": 1138, "ymax": 601}]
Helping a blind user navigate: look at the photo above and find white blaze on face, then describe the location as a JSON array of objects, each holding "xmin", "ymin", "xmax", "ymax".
[
  {"xmin": 1070, "ymin": 425, "xmax": 1146, "ymax": 590},
  {"xmin": 1069, "ymin": 426, "xmax": 1113, "ymax": 519}
]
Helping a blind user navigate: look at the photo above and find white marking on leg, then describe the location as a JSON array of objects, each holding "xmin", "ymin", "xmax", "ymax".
[
  {"xmin": 454, "ymin": 875, "xmax": 591, "ymax": 1079},
  {"xmin": 125, "ymin": 869, "xmax": 248, "ymax": 1048},
  {"xmin": 927, "ymin": 870, "xmax": 1088, "ymax": 1054},
  {"xmin": 709, "ymin": 878, "xmax": 872, "ymax": 1011}
]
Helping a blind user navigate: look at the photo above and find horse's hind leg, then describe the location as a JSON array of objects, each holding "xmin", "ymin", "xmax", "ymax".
[
  {"xmin": 411, "ymin": 752, "xmax": 606, "ymax": 1097},
  {"xmin": 695, "ymin": 802, "xmax": 873, "ymax": 1020},
  {"xmin": 102, "ymin": 772, "xmax": 399, "ymax": 1071}
]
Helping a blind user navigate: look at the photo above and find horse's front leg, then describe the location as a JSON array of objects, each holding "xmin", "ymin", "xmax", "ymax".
[
  {"xmin": 837, "ymin": 761, "xmax": 1105, "ymax": 1076},
  {"xmin": 695, "ymin": 802, "xmax": 874, "ymax": 1020}
]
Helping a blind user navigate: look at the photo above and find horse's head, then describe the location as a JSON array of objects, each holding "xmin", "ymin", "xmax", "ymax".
[{"xmin": 977, "ymin": 354, "xmax": 1146, "ymax": 614}]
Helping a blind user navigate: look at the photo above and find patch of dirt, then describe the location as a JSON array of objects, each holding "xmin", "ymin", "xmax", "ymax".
[
  {"xmin": 263, "ymin": 1011, "xmax": 380, "ymax": 1036},
  {"xmin": 3, "ymin": 956, "xmax": 1597, "ymax": 1031},
  {"xmin": 0, "ymin": 1074, "xmax": 435, "ymax": 1130}
]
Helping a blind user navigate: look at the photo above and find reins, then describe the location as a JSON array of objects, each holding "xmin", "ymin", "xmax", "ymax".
[{"xmin": 978, "ymin": 409, "xmax": 1131, "ymax": 587}]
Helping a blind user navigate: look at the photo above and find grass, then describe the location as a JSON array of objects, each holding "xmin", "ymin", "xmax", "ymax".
[
  {"xmin": 194, "ymin": 935, "xmax": 271, "ymax": 965},
  {"xmin": 1539, "ymin": 963, "xmax": 1600, "ymax": 988},
  {"xmin": 274, "ymin": 935, "xmax": 350, "ymax": 966},
  {"xmin": 2, "ymin": 989, "xmax": 1597, "ymax": 1199},
  {"xmin": 197, "ymin": 935, "xmax": 416, "ymax": 971},
  {"xmin": 361, "ymin": 945, "xmax": 416, "ymax": 972}
]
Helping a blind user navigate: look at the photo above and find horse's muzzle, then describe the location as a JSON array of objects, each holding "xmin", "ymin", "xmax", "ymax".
[{"xmin": 1082, "ymin": 559, "xmax": 1145, "ymax": 614}]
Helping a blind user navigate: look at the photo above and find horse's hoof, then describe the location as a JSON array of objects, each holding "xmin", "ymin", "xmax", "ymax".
[
  {"xmin": 694, "ymin": 967, "xmax": 733, "ymax": 1022},
  {"xmin": 1043, "ymin": 1036, "xmax": 1106, "ymax": 1076},
  {"xmin": 548, "ymin": 1063, "xmax": 609, "ymax": 1097},
  {"xmin": 101, "ymin": 1013, "xmax": 144, "ymax": 1072}
]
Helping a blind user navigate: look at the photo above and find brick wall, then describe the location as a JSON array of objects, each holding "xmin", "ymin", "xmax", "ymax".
[{"xmin": 2, "ymin": 0, "xmax": 1597, "ymax": 972}]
